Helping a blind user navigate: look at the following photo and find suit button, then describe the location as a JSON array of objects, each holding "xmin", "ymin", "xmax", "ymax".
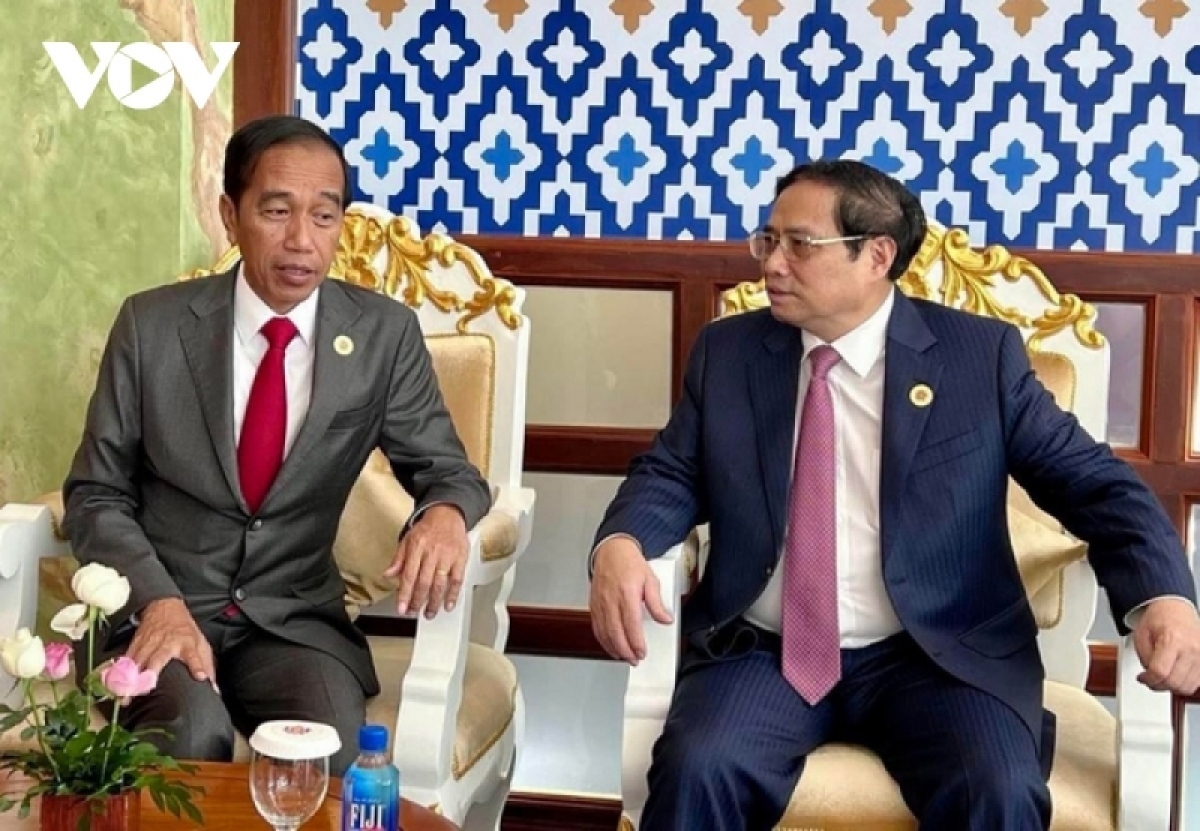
[
  {"xmin": 765, "ymin": 566, "xmax": 774, "ymax": 577},
  {"xmin": 250, "ymin": 519, "xmax": 263, "ymax": 531},
  {"xmin": 233, "ymin": 588, "xmax": 246, "ymax": 601}
]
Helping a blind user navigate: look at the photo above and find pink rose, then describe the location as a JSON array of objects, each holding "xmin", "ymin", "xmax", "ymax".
[
  {"xmin": 43, "ymin": 642, "xmax": 73, "ymax": 681},
  {"xmin": 99, "ymin": 657, "xmax": 158, "ymax": 700}
]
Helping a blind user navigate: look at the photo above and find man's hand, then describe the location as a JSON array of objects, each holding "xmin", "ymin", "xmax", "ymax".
[
  {"xmin": 385, "ymin": 504, "xmax": 470, "ymax": 619},
  {"xmin": 1134, "ymin": 597, "xmax": 1200, "ymax": 695},
  {"xmin": 125, "ymin": 597, "xmax": 218, "ymax": 691},
  {"xmin": 589, "ymin": 537, "xmax": 672, "ymax": 666}
]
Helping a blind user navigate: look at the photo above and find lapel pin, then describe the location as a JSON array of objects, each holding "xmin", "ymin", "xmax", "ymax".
[
  {"xmin": 910, "ymin": 383, "xmax": 933, "ymax": 408},
  {"xmin": 334, "ymin": 335, "xmax": 354, "ymax": 356}
]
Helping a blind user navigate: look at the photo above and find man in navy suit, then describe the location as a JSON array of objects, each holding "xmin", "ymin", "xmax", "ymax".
[{"xmin": 588, "ymin": 160, "xmax": 1200, "ymax": 830}]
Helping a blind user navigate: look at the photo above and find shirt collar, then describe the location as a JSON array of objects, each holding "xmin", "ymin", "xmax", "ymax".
[
  {"xmin": 801, "ymin": 287, "xmax": 894, "ymax": 378},
  {"xmin": 233, "ymin": 264, "xmax": 320, "ymax": 348}
]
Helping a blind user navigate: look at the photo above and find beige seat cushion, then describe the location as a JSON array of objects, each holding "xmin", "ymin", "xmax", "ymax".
[
  {"xmin": 231, "ymin": 635, "xmax": 518, "ymax": 780},
  {"xmin": 1009, "ymin": 488, "xmax": 1088, "ymax": 628},
  {"xmin": 776, "ymin": 681, "xmax": 1116, "ymax": 831},
  {"xmin": 336, "ymin": 450, "xmax": 518, "ymax": 619}
]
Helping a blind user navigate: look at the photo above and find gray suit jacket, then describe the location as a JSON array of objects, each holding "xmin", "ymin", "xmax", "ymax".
[{"xmin": 62, "ymin": 269, "xmax": 493, "ymax": 696}]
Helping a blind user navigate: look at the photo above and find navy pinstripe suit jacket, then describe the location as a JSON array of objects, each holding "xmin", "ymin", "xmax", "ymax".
[{"xmin": 595, "ymin": 290, "xmax": 1195, "ymax": 739}]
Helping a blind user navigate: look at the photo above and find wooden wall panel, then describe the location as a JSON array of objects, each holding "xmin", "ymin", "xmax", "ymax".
[{"xmin": 233, "ymin": 0, "xmax": 296, "ymax": 129}]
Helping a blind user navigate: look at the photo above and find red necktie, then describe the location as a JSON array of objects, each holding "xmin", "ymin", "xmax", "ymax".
[
  {"xmin": 782, "ymin": 345, "xmax": 842, "ymax": 705},
  {"xmin": 238, "ymin": 317, "xmax": 298, "ymax": 514}
]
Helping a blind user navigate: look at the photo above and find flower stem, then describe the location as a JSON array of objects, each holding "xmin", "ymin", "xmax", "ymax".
[
  {"xmin": 87, "ymin": 607, "xmax": 97, "ymax": 678},
  {"xmin": 99, "ymin": 700, "xmax": 120, "ymax": 788},
  {"xmin": 25, "ymin": 682, "xmax": 60, "ymax": 782}
]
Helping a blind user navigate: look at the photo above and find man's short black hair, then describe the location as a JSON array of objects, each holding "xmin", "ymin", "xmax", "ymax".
[
  {"xmin": 223, "ymin": 115, "xmax": 352, "ymax": 209},
  {"xmin": 774, "ymin": 160, "xmax": 927, "ymax": 281}
]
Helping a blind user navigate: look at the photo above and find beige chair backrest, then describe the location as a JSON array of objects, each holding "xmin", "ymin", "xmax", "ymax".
[{"xmin": 718, "ymin": 221, "xmax": 1109, "ymax": 689}]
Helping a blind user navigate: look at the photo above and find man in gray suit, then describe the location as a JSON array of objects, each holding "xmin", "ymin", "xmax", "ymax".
[{"xmin": 62, "ymin": 115, "xmax": 491, "ymax": 774}]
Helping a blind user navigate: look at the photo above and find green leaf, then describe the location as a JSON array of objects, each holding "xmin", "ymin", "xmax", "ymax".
[
  {"xmin": 180, "ymin": 798, "xmax": 203, "ymax": 824},
  {"xmin": 0, "ymin": 712, "xmax": 27, "ymax": 733}
]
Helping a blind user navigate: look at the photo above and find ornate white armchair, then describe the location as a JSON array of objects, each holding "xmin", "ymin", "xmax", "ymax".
[
  {"xmin": 0, "ymin": 202, "xmax": 533, "ymax": 831},
  {"xmin": 621, "ymin": 225, "xmax": 1177, "ymax": 830}
]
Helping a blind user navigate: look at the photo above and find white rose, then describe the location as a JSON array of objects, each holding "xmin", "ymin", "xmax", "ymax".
[
  {"xmin": 71, "ymin": 564, "xmax": 131, "ymax": 616},
  {"xmin": 50, "ymin": 603, "xmax": 92, "ymax": 641},
  {"xmin": 0, "ymin": 628, "xmax": 46, "ymax": 679}
]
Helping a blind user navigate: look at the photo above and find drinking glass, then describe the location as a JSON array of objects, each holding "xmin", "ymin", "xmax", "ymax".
[
  {"xmin": 250, "ymin": 752, "xmax": 328, "ymax": 830},
  {"xmin": 248, "ymin": 721, "xmax": 341, "ymax": 831}
]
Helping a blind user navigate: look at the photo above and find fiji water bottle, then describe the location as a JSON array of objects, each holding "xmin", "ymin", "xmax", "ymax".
[{"xmin": 341, "ymin": 724, "xmax": 400, "ymax": 831}]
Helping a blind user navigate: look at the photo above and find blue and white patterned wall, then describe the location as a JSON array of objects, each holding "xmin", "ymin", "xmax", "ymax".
[{"xmin": 295, "ymin": 0, "xmax": 1200, "ymax": 252}]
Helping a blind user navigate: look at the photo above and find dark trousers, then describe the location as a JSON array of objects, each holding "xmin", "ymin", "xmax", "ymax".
[
  {"xmin": 642, "ymin": 623, "xmax": 1053, "ymax": 831},
  {"xmin": 91, "ymin": 614, "xmax": 366, "ymax": 775}
]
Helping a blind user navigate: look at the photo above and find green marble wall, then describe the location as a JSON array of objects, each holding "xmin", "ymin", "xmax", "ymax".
[{"xmin": 0, "ymin": 0, "xmax": 234, "ymax": 502}]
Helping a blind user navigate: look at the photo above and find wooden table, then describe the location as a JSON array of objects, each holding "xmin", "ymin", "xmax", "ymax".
[{"xmin": 0, "ymin": 761, "xmax": 457, "ymax": 830}]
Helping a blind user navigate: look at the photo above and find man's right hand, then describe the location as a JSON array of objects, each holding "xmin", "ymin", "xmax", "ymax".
[
  {"xmin": 125, "ymin": 598, "xmax": 218, "ymax": 689},
  {"xmin": 589, "ymin": 537, "xmax": 673, "ymax": 666}
]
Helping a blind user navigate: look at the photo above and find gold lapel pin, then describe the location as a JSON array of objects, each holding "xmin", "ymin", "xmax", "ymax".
[
  {"xmin": 910, "ymin": 383, "xmax": 933, "ymax": 408},
  {"xmin": 334, "ymin": 335, "xmax": 354, "ymax": 356}
]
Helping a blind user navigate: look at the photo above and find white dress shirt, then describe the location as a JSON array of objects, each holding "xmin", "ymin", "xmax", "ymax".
[
  {"xmin": 743, "ymin": 289, "xmax": 902, "ymax": 648},
  {"xmin": 232, "ymin": 268, "xmax": 320, "ymax": 457}
]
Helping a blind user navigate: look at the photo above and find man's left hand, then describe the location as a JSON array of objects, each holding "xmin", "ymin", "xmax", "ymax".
[
  {"xmin": 385, "ymin": 505, "xmax": 469, "ymax": 619},
  {"xmin": 1134, "ymin": 597, "xmax": 1200, "ymax": 695}
]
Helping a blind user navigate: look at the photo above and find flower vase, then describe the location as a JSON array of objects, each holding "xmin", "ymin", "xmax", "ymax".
[{"xmin": 40, "ymin": 790, "xmax": 141, "ymax": 831}]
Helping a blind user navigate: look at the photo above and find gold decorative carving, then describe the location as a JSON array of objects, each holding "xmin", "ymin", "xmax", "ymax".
[
  {"xmin": 999, "ymin": 0, "xmax": 1049, "ymax": 36},
  {"xmin": 719, "ymin": 280, "xmax": 769, "ymax": 316},
  {"xmin": 908, "ymin": 226, "xmax": 1104, "ymax": 352},
  {"xmin": 183, "ymin": 210, "xmax": 522, "ymax": 334},
  {"xmin": 718, "ymin": 226, "xmax": 1104, "ymax": 353},
  {"xmin": 184, "ymin": 247, "xmax": 239, "ymax": 281},
  {"xmin": 867, "ymin": 0, "xmax": 914, "ymax": 33}
]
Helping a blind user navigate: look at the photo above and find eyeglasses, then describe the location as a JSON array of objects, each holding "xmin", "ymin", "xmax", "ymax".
[{"xmin": 747, "ymin": 231, "xmax": 875, "ymax": 261}]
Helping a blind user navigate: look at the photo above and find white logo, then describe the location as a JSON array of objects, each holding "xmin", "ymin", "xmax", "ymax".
[{"xmin": 43, "ymin": 42, "xmax": 239, "ymax": 109}]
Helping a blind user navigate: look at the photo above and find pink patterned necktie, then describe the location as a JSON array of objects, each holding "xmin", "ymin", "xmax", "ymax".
[{"xmin": 781, "ymin": 344, "xmax": 842, "ymax": 705}]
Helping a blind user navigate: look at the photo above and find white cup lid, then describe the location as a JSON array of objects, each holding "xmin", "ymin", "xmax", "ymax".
[{"xmin": 249, "ymin": 720, "xmax": 342, "ymax": 761}]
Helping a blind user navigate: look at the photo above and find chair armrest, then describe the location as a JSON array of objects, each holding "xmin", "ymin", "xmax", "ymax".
[
  {"xmin": 621, "ymin": 540, "xmax": 688, "ymax": 829},
  {"xmin": 391, "ymin": 486, "xmax": 534, "ymax": 799},
  {"xmin": 1116, "ymin": 632, "xmax": 1174, "ymax": 831},
  {"xmin": 392, "ymin": 533, "xmax": 479, "ymax": 797},
  {"xmin": 0, "ymin": 504, "xmax": 70, "ymax": 708},
  {"xmin": 465, "ymin": 484, "xmax": 534, "ymax": 587}
]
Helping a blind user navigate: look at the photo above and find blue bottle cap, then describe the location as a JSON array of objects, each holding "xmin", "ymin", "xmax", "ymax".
[{"xmin": 358, "ymin": 724, "xmax": 389, "ymax": 753}]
